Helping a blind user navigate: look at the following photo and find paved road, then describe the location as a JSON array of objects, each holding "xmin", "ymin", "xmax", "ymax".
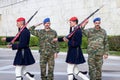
[{"xmin": 0, "ymin": 48, "xmax": 120, "ymax": 80}]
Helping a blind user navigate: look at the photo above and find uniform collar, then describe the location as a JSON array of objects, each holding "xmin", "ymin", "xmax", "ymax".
[{"xmin": 43, "ymin": 28, "xmax": 52, "ymax": 32}]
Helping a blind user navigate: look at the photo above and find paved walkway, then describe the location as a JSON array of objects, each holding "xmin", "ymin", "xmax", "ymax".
[{"xmin": 0, "ymin": 48, "xmax": 120, "ymax": 80}]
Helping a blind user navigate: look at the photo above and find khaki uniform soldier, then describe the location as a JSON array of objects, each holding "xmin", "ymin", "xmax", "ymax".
[
  {"xmin": 29, "ymin": 18, "xmax": 59, "ymax": 80},
  {"xmin": 81, "ymin": 17, "xmax": 109, "ymax": 80}
]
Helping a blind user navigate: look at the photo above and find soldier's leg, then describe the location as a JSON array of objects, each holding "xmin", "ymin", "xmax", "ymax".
[
  {"xmin": 40, "ymin": 54, "xmax": 47, "ymax": 80},
  {"xmin": 74, "ymin": 65, "xmax": 89, "ymax": 80},
  {"xmin": 47, "ymin": 54, "xmax": 54, "ymax": 80},
  {"xmin": 67, "ymin": 63, "xmax": 75, "ymax": 80},
  {"xmin": 95, "ymin": 55, "xmax": 103, "ymax": 80},
  {"xmin": 88, "ymin": 55, "xmax": 96, "ymax": 80},
  {"xmin": 15, "ymin": 66, "xmax": 23, "ymax": 80}
]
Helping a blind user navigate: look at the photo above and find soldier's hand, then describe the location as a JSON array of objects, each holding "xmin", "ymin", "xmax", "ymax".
[
  {"xmin": 52, "ymin": 38, "xmax": 58, "ymax": 42},
  {"xmin": 63, "ymin": 37, "xmax": 68, "ymax": 42},
  {"xmin": 54, "ymin": 53, "xmax": 58, "ymax": 58},
  {"xmin": 103, "ymin": 54, "xmax": 108, "ymax": 59},
  {"xmin": 7, "ymin": 44, "xmax": 12, "ymax": 48},
  {"xmin": 1, "ymin": 37, "xmax": 6, "ymax": 42},
  {"xmin": 81, "ymin": 19, "xmax": 89, "ymax": 28}
]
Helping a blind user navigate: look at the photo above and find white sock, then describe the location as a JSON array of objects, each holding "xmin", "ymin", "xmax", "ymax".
[
  {"xmin": 15, "ymin": 66, "xmax": 23, "ymax": 80},
  {"xmin": 68, "ymin": 74, "xmax": 74, "ymax": 80},
  {"xmin": 67, "ymin": 64, "xmax": 75, "ymax": 80},
  {"xmin": 22, "ymin": 66, "xmax": 26, "ymax": 75},
  {"xmin": 74, "ymin": 65, "xmax": 89, "ymax": 80}
]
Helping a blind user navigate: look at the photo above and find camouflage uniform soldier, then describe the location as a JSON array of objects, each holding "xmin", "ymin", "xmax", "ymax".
[
  {"xmin": 29, "ymin": 18, "xmax": 59, "ymax": 80},
  {"xmin": 81, "ymin": 17, "xmax": 109, "ymax": 80}
]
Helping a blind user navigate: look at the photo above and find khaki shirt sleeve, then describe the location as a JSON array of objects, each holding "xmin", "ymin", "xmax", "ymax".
[
  {"xmin": 104, "ymin": 31, "xmax": 109, "ymax": 55},
  {"xmin": 29, "ymin": 26, "xmax": 40, "ymax": 37},
  {"xmin": 81, "ymin": 27, "xmax": 89, "ymax": 37},
  {"xmin": 53, "ymin": 31, "xmax": 60, "ymax": 53}
]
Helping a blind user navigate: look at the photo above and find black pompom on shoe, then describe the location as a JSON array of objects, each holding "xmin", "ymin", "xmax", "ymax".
[
  {"xmin": 26, "ymin": 72, "xmax": 34, "ymax": 77},
  {"xmin": 80, "ymin": 71, "xmax": 87, "ymax": 75}
]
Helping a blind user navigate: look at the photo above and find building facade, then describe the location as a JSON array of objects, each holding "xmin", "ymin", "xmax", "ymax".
[{"xmin": 0, "ymin": 0, "xmax": 120, "ymax": 36}]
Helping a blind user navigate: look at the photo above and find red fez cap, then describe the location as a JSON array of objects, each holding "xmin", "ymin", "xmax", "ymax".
[
  {"xmin": 69, "ymin": 17, "xmax": 78, "ymax": 21},
  {"xmin": 17, "ymin": 17, "xmax": 25, "ymax": 22}
]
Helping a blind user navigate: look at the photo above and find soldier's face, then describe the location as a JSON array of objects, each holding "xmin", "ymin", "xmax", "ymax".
[
  {"xmin": 17, "ymin": 22, "xmax": 22, "ymax": 28},
  {"xmin": 16, "ymin": 21, "xmax": 24, "ymax": 28},
  {"xmin": 44, "ymin": 22, "xmax": 51, "ymax": 29},
  {"xmin": 94, "ymin": 21, "xmax": 101, "ymax": 27},
  {"xmin": 69, "ymin": 21, "xmax": 76, "ymax": 27}
]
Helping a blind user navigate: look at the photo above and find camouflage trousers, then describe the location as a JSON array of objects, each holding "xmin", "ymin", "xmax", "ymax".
[
  {"xmin": 40, "ymin": 52, "xmax": 55, "ymax": 80},
  {"xmin": 88, "ymin": 54, "xmax": 103, "ymax": 80}
]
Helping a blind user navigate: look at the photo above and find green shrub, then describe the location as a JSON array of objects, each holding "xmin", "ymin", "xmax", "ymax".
[
  {"xmin": 108, "ymin": 36, "xmax": 120, "ymax": 51},
  {"xmin": 0, "ymin": 35, "xmax": 120, "ymax": 51},
  {"xmin": 29, "ymin": 36, "xmax": 39, "ymax": 46},
  {"xmin": 82, "ymin": 36, "xmax": 88, "ymax": 49},
  {"xmin": 59, "ymin": 42, "xmax": 68, "ymax": 52},
  {"xmin": 82, "ymin": 35, "xmax": 120, "ymax": 51}
]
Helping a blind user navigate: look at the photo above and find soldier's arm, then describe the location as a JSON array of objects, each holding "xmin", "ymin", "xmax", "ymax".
[
  {"xmin": 5, "ymin": 37, "xmax": 14, "ymax": 42},
  {"xmin": 54, "ymin": 41, "xmax": 60, "ymax": 53},
  {"xmin": 81, "ymin": 20, "xmax": 89, "ymax": 36},
  {"xmin": 53, "ymin": 31, "xmax": 60, "ymax": 53},
  {"xmin": 5, "ymin": 37, "xmax": 19, "ymax": 42},
  {"xmin": 104, "ymin": 31, "xmax": 109, "ymax": 55},
  {"xmin": 81, "ymin": 27, "xmax": 89, "ymax": 37},
  {"xmin": 29, "ymin": 26, "xmax": 39, "ymax": 37},
  {"xmin": 58, "ymin": 37, "xmax": 64, "ymax": 42},
  {"xmin": 53, "ymin": 37, "xmax": 65, "ymax": 42}
]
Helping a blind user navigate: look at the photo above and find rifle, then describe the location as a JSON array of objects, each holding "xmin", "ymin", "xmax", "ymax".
[
  {"xmin": 66, "ymin": 5, "xmax": 104, "ymax": 39},
  {"xmin": 9, "ymin": 8, "xmax": 40, "ymax": 44}
]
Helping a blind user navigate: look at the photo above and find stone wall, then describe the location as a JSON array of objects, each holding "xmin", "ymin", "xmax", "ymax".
[{"xmin": 0, "ymin": 0, "xmax": 120, "ymax": 36}]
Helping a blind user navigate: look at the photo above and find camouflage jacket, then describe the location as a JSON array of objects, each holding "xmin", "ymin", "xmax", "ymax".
[
  {"xmin": 29, "ymin": 26, "xmax": 59, "ymax": 54},
  {"xmin": 82, "ymin": 27, "xmax": 109, "ymax": 55}
]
